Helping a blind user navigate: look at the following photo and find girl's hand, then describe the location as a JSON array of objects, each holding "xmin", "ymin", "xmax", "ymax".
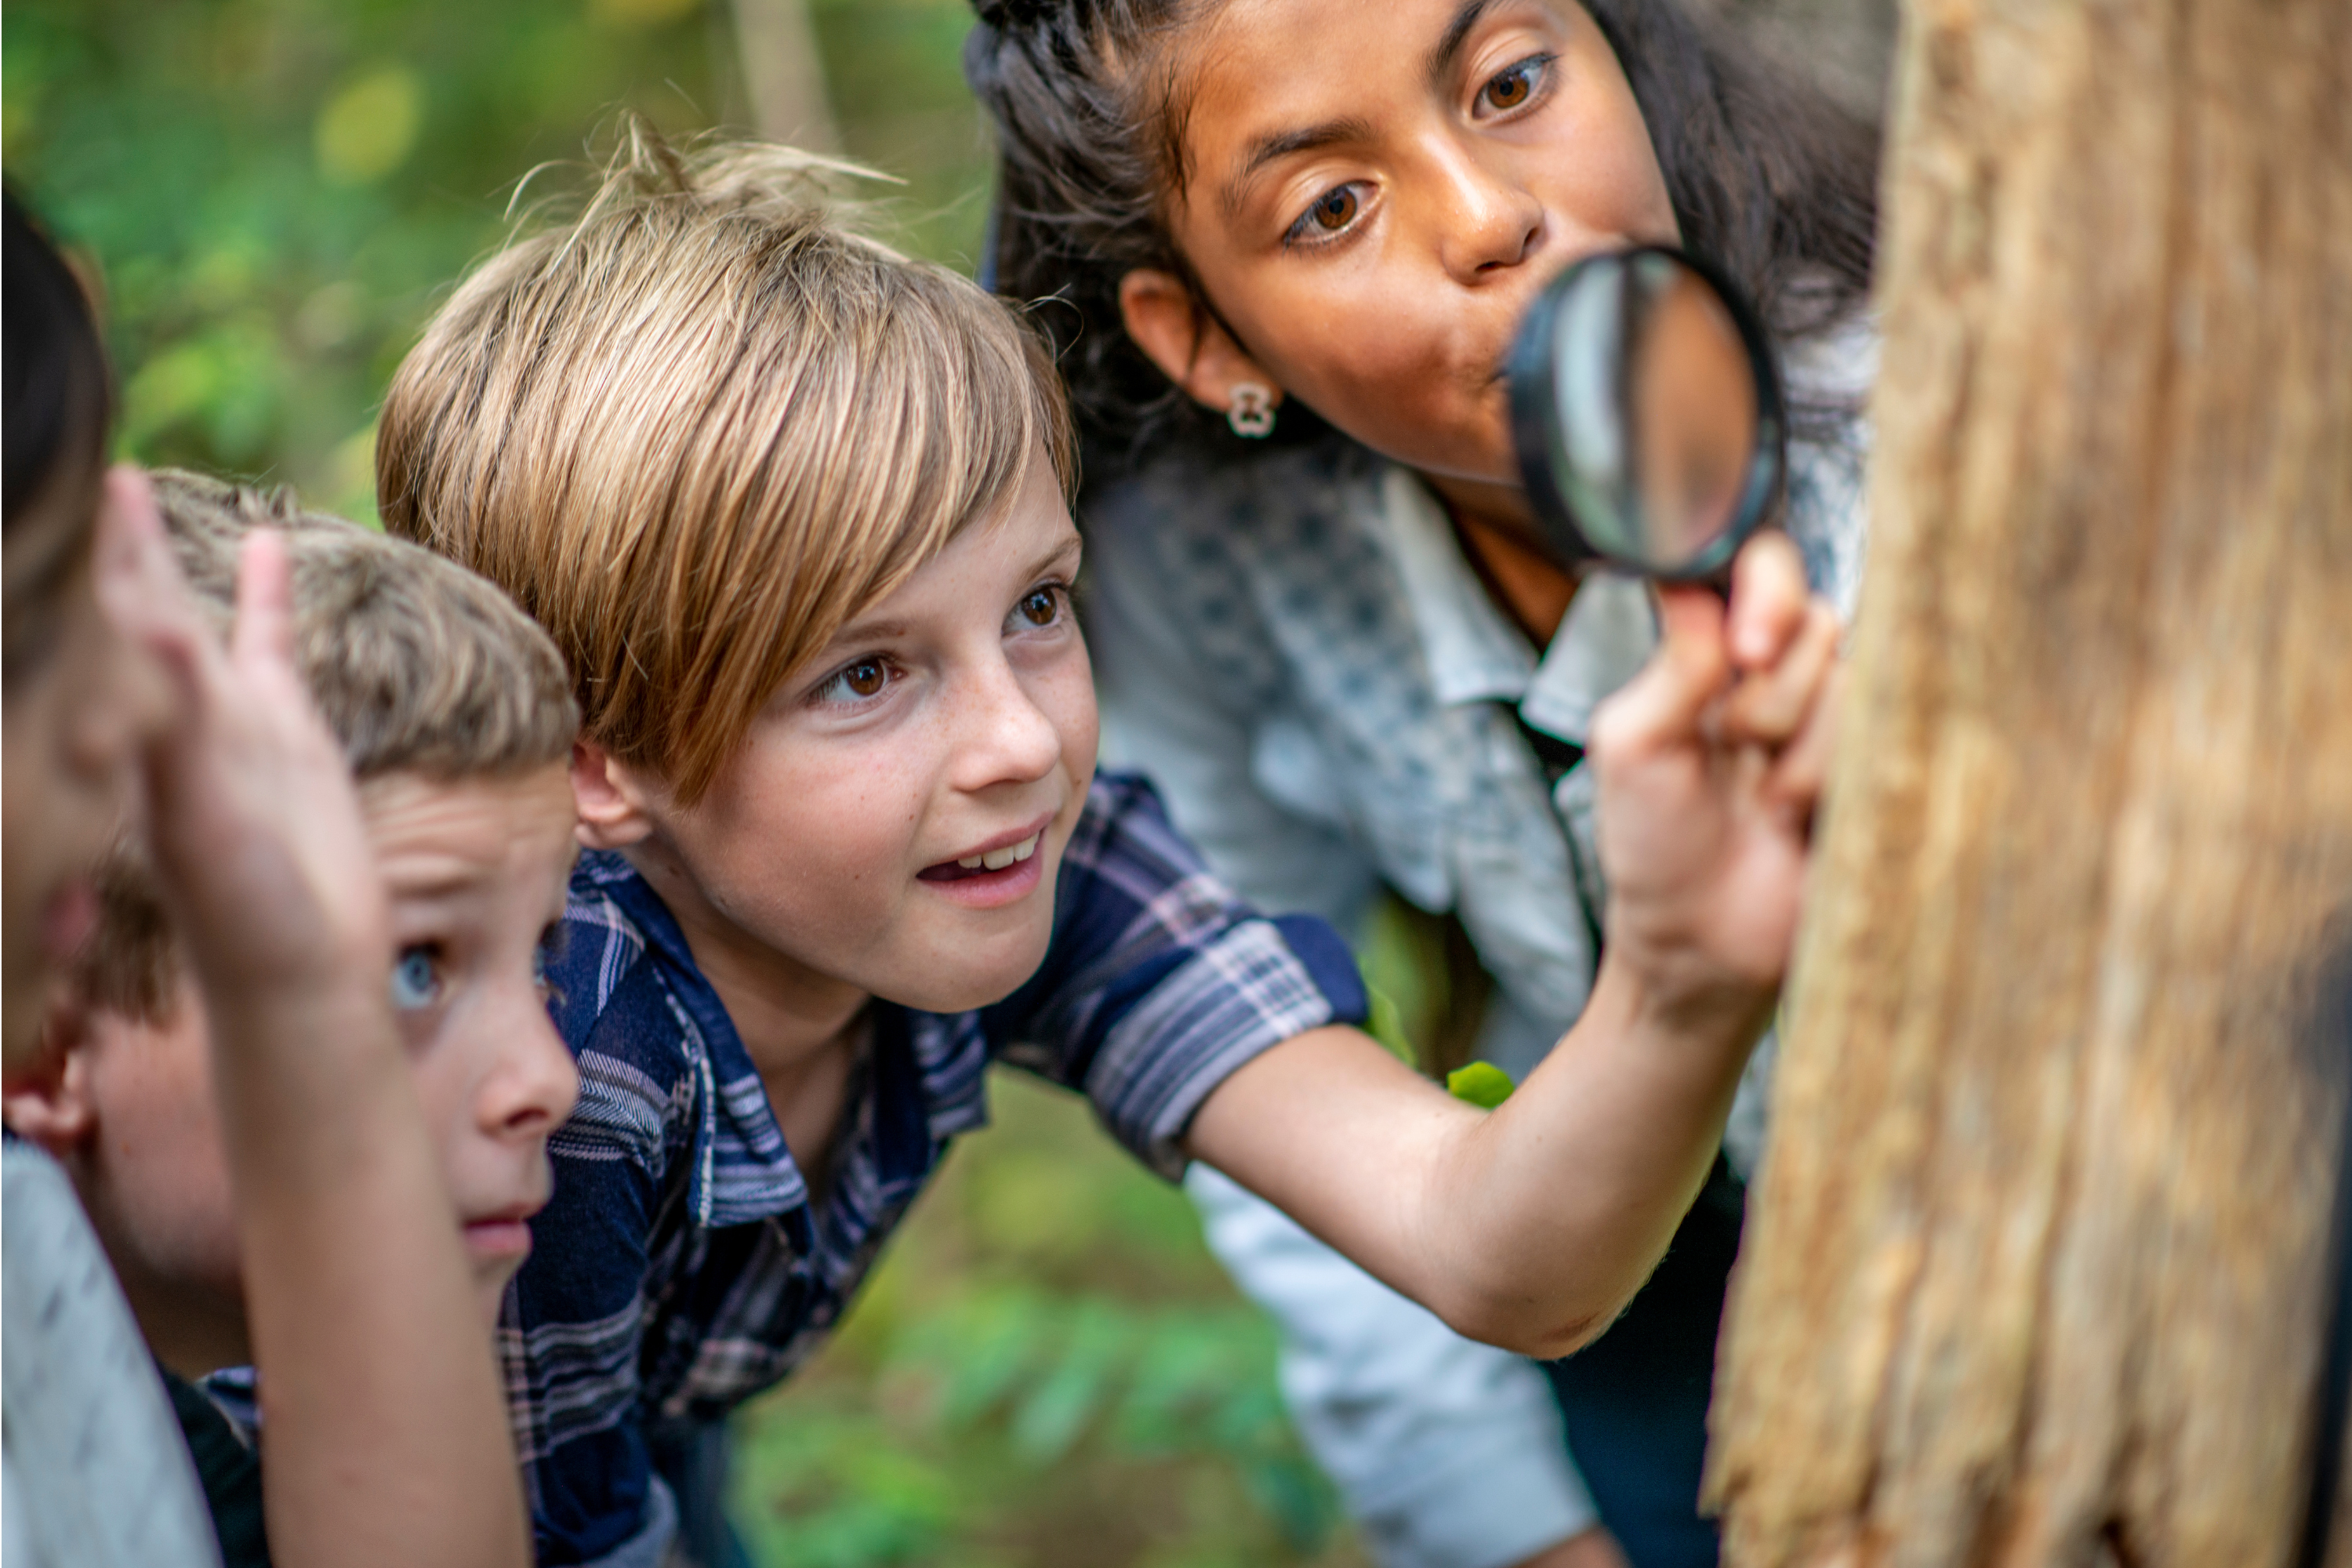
[
  {"xmin": 1587, "ymin": 532, "xmax": 1842, "ymax": 1033},
  {"xmin": 94, "ymin": 467, "xmax": 391, "ymax": 1011}
]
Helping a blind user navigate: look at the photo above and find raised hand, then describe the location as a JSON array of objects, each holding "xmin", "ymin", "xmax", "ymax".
[
  {"xmin": 1586, "ymin": 532, "xmax": 1842, "ymax": 1030},
  {"xmin": 93, "ymin": 466, "xmax": 391, "ymax": 1010}
]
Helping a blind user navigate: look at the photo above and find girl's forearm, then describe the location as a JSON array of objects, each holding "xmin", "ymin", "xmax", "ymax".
[
  {"xmin": 1183, "ymin": 956, "xmax": 1769, "ymax": 1360},
  {"xmin": 209, "ymin": 981, "xmax": 530, "ymax": 1568},
  {"xmin": 1408, "ymin": 958, "xmax": 1767, "ymax": 1356}
]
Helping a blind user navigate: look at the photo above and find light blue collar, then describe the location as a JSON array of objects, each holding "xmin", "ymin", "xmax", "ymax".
[{"xmin": 1373, "ymin": 464, "xmax": 1657, "ymax": 746}]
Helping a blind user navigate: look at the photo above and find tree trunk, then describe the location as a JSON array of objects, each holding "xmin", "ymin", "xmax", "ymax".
[
  {"xmin": 731, "ymin": 0, "xmax": 839, "ymax": 154},
  {"xmin": 1704, "ymin": 2, "xmax": 2352, "ymax": 1565}
]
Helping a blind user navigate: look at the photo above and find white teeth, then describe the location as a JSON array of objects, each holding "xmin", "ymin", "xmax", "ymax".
[{"xmin": 958, "ymin": 833, "xmax": 1040, "ymax": 874}]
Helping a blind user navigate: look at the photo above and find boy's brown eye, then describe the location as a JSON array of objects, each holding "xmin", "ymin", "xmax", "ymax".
[
  {"xmin": 1018, "ymin": 588, "xmax": 1060, "ymax": 626},
  {"xmin": 844, "ymin": 659, "xmax": 887, "ymax": 696},
  {"xmin": 1312, "ymin": 187, "xmax": 1359, "ymax": 232}
]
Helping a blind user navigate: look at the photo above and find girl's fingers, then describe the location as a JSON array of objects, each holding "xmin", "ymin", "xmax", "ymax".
[
  {"xmin": 1721, "ymin": 599, "xmax": 1840, "ymax": 746},
  {"xmin": 1762, "ymin": 657, "xmax": 1845, "ymax": 818},
  {"xmin": 1591, "ymin": 585, "xmax": 1730, "ymax": 765},
  {"xmin": 91, "ymin": 466, "xmax": 212, "ymax": 716},
  {"xmin": 1725, "ymin": 532, "xmax": 1810, "ymax": 672},
  {"xmin": 230, "ymin": 531, "xmax": 298, "ymax": 677}
]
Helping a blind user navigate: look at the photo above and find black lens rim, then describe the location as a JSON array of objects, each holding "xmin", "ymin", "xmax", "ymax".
[{"xmin": 1507, "ymin": 243, "xmax": 1788, "ymax": 583}]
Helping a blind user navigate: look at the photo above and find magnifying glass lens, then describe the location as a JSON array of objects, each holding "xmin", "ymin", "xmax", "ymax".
[{"xmin": 1511, "ymin": 247, "xmax": 1784, "ymax": 580}]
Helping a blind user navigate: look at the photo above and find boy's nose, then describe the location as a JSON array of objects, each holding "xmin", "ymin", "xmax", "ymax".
[
  {"xmin": 949, "ymin": 656, "xmax": 1064, "ymax": 791},
  {"xmin": 479, "ymin": 1000, "xmax": 580, "ymax": 1142}
]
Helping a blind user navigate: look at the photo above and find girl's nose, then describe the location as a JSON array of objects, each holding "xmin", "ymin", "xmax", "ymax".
[
  {"xmin": 479, "ymin": 1001, "xmax": 580, "ymax": 1142},
  {"xmin": 1429, "ymin": 141, "xmax": 1545, "ymax": 282}
]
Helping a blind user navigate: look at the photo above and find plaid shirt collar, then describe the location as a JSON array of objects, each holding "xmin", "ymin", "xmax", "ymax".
[{"xmin": 561, "ymin": 850, "xmax": 984, "ymax": 1243}]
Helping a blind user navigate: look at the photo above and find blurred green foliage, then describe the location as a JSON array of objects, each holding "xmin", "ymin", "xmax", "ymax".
[{"xmin": 2, "ymin": 0, "xmax": 993, "ymax": 523}]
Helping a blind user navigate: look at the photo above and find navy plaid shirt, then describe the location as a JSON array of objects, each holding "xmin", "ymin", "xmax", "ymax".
[{"xmin": 504, "ymin": 771, "xmax": 1365, "ymax": 1563}]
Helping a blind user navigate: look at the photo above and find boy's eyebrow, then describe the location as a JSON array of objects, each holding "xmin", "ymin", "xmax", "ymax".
[
  {"xmin": 1025, "ymin": 534, "xmax": 1085, "ymax": 579},
  {"xmin": 1425, "ymin": 0, "xmax": 1502, "ymax": 89},
  {"xmin": 1223, "ymin": 117, "xmax": 1377, "ymax": 220}
]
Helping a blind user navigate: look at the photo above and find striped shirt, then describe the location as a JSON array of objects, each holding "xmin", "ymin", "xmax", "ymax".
[{"xmin": 505, "ymin": 771, "xmax": 1367, "ymax": 1564}]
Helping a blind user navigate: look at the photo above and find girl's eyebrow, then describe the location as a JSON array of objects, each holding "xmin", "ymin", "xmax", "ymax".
[
  {"xmin": 1224, "ymin": 117, "xmax": 1376, "ymax": 220},
  {"xmin": 1425, "ymin": 0, "xmax": 1504, "ymax": 87}
]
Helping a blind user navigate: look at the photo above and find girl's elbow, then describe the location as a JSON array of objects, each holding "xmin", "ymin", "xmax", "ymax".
[{"xmin": 1433, "ymin": 1287, "xmax": 1614, "ymax": 1360}]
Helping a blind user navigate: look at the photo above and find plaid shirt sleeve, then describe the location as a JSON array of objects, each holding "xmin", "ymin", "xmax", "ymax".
[{"xmin": 985, "ymin": 771, "xmax": 1370, "ymax": 1178}]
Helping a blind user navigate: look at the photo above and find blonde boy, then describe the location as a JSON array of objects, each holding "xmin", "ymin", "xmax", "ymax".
[
  {"xmin": 379, "ymin": 141, "xmax": 1841, "ymax": 1568},
  {"xmin": 6, "ymin": 474, "xmax": 584, "ymax": 1560}
]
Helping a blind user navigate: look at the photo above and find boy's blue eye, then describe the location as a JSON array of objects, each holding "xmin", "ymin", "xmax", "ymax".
[
  {"xmin": 390, "ymin": 946, "xmax": 442, "ymax": 1011},
  {"xmin": 815, "ymin": 656, "xmax": 893, "ymax": 705},
  {"xmin": 532, "ymin": 925, "xmax": 568, "ymax": 1010}
]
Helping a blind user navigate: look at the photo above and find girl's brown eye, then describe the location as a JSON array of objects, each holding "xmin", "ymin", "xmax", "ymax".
[
  {"xmin": 1018, "ymin": 588, "xmax": 1060, "ymax": 626},
  {"xmin": 844, "ymin": 659, "xmax": 887, "ymax": 696},
  {"xmin": 1484, "ymin": 63, "xmax": 1534, "ymax": 111},
  {"xmin": 1312, "ymin": 187, "xmax": 1359, "ymax": 232}
]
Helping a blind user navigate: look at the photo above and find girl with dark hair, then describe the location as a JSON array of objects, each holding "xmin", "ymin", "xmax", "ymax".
[{"xmin": 964, "ymin": 5, "xmax": 1878, "ymax": 1565}]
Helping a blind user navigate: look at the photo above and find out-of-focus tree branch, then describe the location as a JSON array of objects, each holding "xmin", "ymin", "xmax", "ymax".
[{"xmin": 731, "ymin": 0, "xmax": 839, "ymax": 153}]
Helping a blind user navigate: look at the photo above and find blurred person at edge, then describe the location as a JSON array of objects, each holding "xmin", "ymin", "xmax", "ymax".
[{"xmin": 1, "ymin": 188, "xmax": 532, "ymax": 1568}]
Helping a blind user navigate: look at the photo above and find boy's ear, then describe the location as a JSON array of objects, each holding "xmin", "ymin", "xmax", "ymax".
[
  {"xmin": 1119, "ymin": 268, "xmax": 1286, "ymax": 419},
  {"xmin": 1, "ymin": 1004, "xmax": 100, "ymax": 1156},
  {"xmin": 570, "ymin": 740, "xmax": 658, "ymax": 851}
]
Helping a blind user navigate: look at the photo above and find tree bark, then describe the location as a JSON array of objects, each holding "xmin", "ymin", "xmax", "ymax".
[
  {"xmin": 1704, "ymin": 2, "xmax": 2352, "ymax": 1565},
  {"xmin": 731, "ymin": 0, "xmax": 839, "ymax": 154}
]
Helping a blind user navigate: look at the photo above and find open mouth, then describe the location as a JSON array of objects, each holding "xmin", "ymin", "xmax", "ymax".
[{"xmin": 919, "ymin": 831, "xmax": 1043, "ymax": 883}]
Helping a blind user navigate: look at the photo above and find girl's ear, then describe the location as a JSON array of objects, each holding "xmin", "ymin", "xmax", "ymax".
[
  {"xmin": 570, "ymin": 740, "xmax": 658, "ymax": 851},
  {"xmin": 1119, "ymin": 268, "xmax": 1285, "ymax": 419}
]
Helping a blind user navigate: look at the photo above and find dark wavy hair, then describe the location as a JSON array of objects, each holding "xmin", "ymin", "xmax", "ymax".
[
  {"xmin": 4, "ymin": 187, "xmax": 115, "ymax": 685},
  {"xmin": 965, "ymin": 0, "xmax": 1880, "ymax": 467}
]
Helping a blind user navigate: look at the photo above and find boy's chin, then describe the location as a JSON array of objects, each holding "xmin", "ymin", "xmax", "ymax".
[
  {"xmin": 877, "ymin": 927, "xmax": 1054, "ymax": 1016},
  {"xmin": 471, "ymin": 1255, "xmax": 524, "ymax": 1323}
]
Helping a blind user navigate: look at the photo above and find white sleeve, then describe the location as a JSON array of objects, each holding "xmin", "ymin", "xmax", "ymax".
[
  {"xmin": 1084, "ymin": 495, "xmax": 1380, "ymax": 933},
  {"xmin": 1088, "ymin": 492, "xmax": 1603, "ymax": 1568},
  {"xmin": 1189, "ymin": 1167, "xmax": 1600, "ymax": 1568}
]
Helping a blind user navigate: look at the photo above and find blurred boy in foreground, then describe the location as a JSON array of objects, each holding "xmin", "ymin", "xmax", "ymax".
[{"xmin": 6, "ymin": 474, "xmax": 586, "ymax": 1565}]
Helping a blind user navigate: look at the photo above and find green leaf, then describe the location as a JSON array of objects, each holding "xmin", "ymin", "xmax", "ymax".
[
  {"xmin": 1446, "ymin": 1060, "xmax": 1515, "ymax": 1109},
  {"xmin": 1362, "ymin": 982, "xmax": 1418, "ymax": 1068}
]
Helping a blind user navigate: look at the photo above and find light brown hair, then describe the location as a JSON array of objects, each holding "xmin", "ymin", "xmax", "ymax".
[
  {"xmin": 374, "ymin": 128, "xmax": 1079, "ymax": 805},
  {"xmin": 72, "ymin": 470, "xmax": 581, "ymax": 1023}
]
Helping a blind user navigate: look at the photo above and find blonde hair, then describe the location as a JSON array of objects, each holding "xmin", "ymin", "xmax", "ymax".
[
  {"xmin": 72, "ymin": 470, "xmax": 581, "ymax": 1025},
  {"xmin": 151, "ymin": 469, "xmax": 579, "ymax": 782},
  {"xmin": 374, "ymin": 129, "xmax": 1078, "ymax": 804}
]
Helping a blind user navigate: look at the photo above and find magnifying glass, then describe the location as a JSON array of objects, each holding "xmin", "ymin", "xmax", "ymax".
[{"xmin": 1508, "ymin": 245, "xmax": 1787, "ymax": 582}]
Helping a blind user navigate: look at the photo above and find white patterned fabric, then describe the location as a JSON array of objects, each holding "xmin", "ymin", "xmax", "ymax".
[
  {"xmin": 2, "ymin": 1140, "xmax": 220, "ymax": 1568},
  {"xmin": 1085, "ymin": 321, "xmax": 1875, "ymax": 1568}
]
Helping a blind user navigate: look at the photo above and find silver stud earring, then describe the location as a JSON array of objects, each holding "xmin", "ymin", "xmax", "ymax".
[{"xmin": 1226, "ymin": 382, "xmax": 1277, "ymax": 438}]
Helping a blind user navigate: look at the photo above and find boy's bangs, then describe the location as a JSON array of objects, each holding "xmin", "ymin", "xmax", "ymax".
[
  {"xmin": 666, "ymin": 265, "xmax": 1072, "ymax": 804},
  {"xmin": 376, "ymin": 136, "xmax": 1076, "ymax": 808}
]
